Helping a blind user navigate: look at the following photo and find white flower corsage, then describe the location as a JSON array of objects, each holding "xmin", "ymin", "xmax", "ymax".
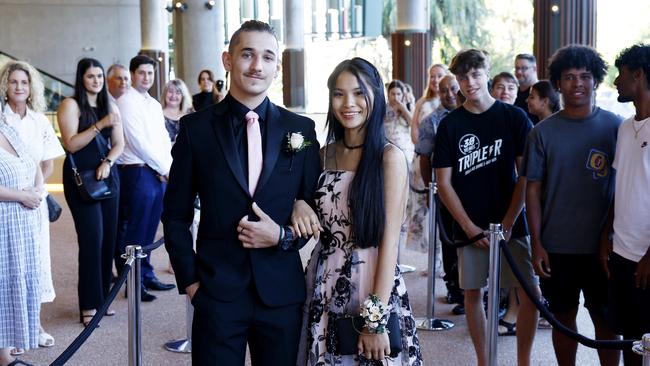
[
  {"xmin": 285, "ymin": 132, "xmax": 311, "ymax": 153},
  {"xmin": 285, "ymin": 132, "xmax": 311, "ymax": 171},
  {"xmin": 360, "ymin": 293, "xmax": 389, "ymax": 334}
]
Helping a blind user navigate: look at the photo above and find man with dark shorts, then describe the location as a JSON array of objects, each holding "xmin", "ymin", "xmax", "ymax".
[
  {"xmin": 433, "ymin": 49, "xmax": 540, "ymax": 366},
  {"xmin": 523, "ymin": 45, "xmax": 621, "ymax": 366},
  {"xmin": 601, "ymin": 43, "xmax": 650, "ymax": 366}
]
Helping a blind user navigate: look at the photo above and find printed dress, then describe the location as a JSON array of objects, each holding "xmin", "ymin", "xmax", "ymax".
[
  {"xmin": 299, "ymin": 170, "xmax": 423, "ymax": 366},
  {"xmin": 4, "ymin": 107, "xmax": 64, "ymax": 302},
  {"xmin": 0, "ymin": 122, "xmax": 41, "ymax": 350}
]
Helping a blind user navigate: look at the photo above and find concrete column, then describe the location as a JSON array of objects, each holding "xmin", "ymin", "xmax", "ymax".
[
  {"xmin": 391, "ymin": 0, "xmax": 430, "ymax": 99},
  {"xmin": 534, "ymin": 0, "xmax": 597, "ymax": 79},
  {"xmin": 139, "ymin": 0, "xmax": 168, "ymax": 100},
  {"xmin": 282, "ymin": 0, "xmax": 305, "ymax": 108},
  {"xmin": 174, "ymin": 0, "xmax": 226, "ymax": 95},
  {"xmin": 241, "ymin": 0, "xmax": 255, "ymax": 20}
]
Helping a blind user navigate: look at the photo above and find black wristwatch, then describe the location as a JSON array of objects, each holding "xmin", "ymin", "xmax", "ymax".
[{"xmin": 278, "ymin": 226, "xmax": 296, "ymax": 251}]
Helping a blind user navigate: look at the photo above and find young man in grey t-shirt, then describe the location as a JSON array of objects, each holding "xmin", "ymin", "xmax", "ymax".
[{"xmin": 522, "ymin": 45, "xmax": 622, "ymax": 366}]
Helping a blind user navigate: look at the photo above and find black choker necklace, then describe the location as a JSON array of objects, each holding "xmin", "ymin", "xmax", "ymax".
[{"xmin": 342, "ymin": 140, "xmax": 364, "ymax": 149}]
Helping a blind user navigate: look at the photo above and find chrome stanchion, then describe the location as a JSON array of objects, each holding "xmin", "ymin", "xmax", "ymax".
[
  {"xmin": 633, "ymin": 333, "xmax": 650, "ymax": 366},
  {"xmin": 416, "ymin": 182, "xmax": 454, "ymax": 331},
  {"xmin": 123, "ymin": 245, "xmax": 147, "ymax": 366},
  {"xmin": 486, "ymin": 224, "xmax": 503, "ymax": 366}
]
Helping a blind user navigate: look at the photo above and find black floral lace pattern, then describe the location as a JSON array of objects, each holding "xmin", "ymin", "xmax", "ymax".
[{"xmin": 298, "ymin": 171, "xmax": 423, "ymax": 366}]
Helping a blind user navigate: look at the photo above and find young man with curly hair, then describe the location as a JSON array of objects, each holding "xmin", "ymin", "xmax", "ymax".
[{"xmin": 523, "ymin": 45, "xmax": 622, "ymax": 366}]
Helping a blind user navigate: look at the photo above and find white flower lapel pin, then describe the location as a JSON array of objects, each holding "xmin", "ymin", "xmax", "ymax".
[{"xmin": 285, "ymin": 132, "xmax": 311, "ymax": 171}]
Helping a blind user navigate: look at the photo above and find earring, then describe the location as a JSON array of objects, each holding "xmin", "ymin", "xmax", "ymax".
[{"xmin": 27, "ymin": 97, "xmax": 31, "ymax": 103}]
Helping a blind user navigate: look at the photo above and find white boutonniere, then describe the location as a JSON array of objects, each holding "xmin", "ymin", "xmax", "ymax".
[
  {"xmin": 286, "ymin": 132, "xmax": 311, "ymax": 153},
  {"xmin": 285, "ymin": 132, "xmax": 311, "ymax": 171}
]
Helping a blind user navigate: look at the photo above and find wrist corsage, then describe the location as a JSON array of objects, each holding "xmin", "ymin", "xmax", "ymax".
[
  {"xmin": 361, "ymin": 293, "xmax": 389, "ymax": 334},
  {"xmin": 285, "ymin": 132, "xmax": 312, "ymax": 171}
]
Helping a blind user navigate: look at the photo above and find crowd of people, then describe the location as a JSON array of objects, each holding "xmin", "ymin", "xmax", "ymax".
[{"xmin": 0, "ymin": 18, "xmax": 648, "ymax": 366}]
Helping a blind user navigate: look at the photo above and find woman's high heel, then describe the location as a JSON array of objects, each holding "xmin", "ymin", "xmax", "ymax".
[{"xmin": 79, "ymin": 310, "xmax": 98, "ymax": 328}]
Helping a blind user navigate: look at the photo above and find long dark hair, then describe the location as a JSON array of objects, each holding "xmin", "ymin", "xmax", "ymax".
[
  {"xmin": 326, "ymin": 57, "xmax": 386, "ymax": 249},
  {"xmin": 531, "ymin": 80, "xmax": 560, "ymax": 113},
  {"xmin": 73, "ymin": 58, "xmax": 110, "ymax": 131}
]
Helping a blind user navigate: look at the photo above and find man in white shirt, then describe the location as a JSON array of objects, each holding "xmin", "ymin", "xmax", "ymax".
[
  {"xmin": 106, "ymin": 64, "xmax": 130, "ymax": 103},
  {"xmin": 601, "ymin": 43, "xmax": 650, "ymax": 366},
  {"xmin": 115, "ymin": 55, "xmax": 174, "ymax": 301}
]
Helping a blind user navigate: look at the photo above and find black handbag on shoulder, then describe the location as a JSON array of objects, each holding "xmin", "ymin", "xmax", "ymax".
[
  {"xmin": 67, "ymin": 134, "xmax": 116, "ymax": 202},
  {"xmin": 46, "ymin": 194, "xmax": 62, "ymax": 222},
  {"xmin": 334, "ymin": 312, "xmax": 402, "ymax": 357}
]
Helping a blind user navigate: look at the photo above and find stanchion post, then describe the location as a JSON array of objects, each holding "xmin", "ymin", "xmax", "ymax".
[
  {"xmin": 125, "ymin": 245, "xmax": 146, "ymax": 366},
  {"xmin": 164, "ymin": 297, "xmax": 193, "ymax": 353},
  {"xmin": 486, "ymin": 224, "xmax": 503, "ymax": 366},
  {"xmin": 164, "ymin": 207, "xmax": 199, "ymax": 353},
  {"xmin": 633, "ymin": 333, "xmax": 650, "ymax": 366},
  {"xmin": 416, "ymin": 182, "xmax": 454, "ymax": 331}
]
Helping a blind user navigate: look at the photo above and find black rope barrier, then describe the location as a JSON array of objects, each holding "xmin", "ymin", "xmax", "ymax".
[
  {"xmin": 498, "ymin": 239, "xmax": 635, "ymax": 350},
  {"xmin": 433, "ymin": 195, "xmax": 486, "ymax": 249},
  {"xmin": 50, "ymin": 262, "xmax": 132, "ymax": 366},
  {"xmin": 142, "ymin": 237, "xmax": 164, "ymax": 252}
]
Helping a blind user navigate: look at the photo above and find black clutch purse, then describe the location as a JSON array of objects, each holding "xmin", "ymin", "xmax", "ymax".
[
  {"xmin": 71, "ymin": 165, "xmax": 115, "ymax": 202},
  {"xmin": 46, "ymin": 194, "xmax": 62, "ymax": 222},
  {"xmin": 334, "ymin": 312, "xmax": 402, "ymax": 357},
  {"xmin": 67, "ymin": 134, "xmax": 116, "ymax": 203}
]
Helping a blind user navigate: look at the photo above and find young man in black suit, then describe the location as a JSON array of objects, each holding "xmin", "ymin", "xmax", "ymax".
[{"xmin": 162, "ymin": 21, "xmax": 320, "ymax": 365}]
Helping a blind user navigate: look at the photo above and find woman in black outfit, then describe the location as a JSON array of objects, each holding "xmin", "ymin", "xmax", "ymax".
[
  {"xmin": 57, "ymin": 58, "xmax": 124, "ymax": 326},
  {"xmin": 191, "ymin": 69, "xmax": 224, "ymax": 111}
]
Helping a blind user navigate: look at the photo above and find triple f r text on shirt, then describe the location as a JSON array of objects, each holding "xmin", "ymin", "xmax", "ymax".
[{"xmin": 458, "ymin": 137, "xmax": 503, "ymax": 175}]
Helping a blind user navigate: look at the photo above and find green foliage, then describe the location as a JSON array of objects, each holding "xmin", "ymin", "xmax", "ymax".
[{"xmin": 431, "ymin": 0, "xmax": 490, "ymax": 64}]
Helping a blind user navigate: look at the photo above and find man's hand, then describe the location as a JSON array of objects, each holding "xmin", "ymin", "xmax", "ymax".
[
  {"xmin": 532, "ymin": 241, "xmax": 551, "ymax": 278},
  {"xmin": 291, "ymin": 200, "xmax": 322, "ymax": 240},
  {"xmin": 238, "ymin": 202, "xmax": 281, "ymax": 248},
  {"xmin": 186, "ymin": 282, "xmax": 200, "ymax": 300},
  {"xmin": 357, "ymin": 332, "xmax": 390, "ymax": 361},
  {"xmin": 463, "ymin": 223, "xmax": 489, "ymax": 248},
  {"xmin": 599, "ymin": 233, "xmax": 612, "ymax": 278},
  {"xmin": 635, "ymin": 252, "xmax": 650, "ymax": 290}
]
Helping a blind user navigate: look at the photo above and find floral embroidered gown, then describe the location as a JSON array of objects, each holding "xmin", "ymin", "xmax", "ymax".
[{"xmin": 298, "ymin": 170, "xmax": 423, "ymax": 366}]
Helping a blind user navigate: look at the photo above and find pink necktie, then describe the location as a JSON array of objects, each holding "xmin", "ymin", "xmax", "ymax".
[{"xmin": 245, "ymin": 111, "xmax": 263, "ymax": 195}]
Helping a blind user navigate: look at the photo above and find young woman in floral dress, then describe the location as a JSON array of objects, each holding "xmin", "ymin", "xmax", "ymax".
[{"xmin": 295, "ymin": 58, "xmax": 422, "ymax": 366}]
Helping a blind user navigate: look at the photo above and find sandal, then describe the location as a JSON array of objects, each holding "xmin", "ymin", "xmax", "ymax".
[
  {"xmin": 79, "ymin": 310, "xmax": 99, "ymax": 328},
  {"xmin": 7, "ymin": 358, "xmax": 34, "ymax": 366},
  {"xmin": 9, "ymin": 348, "xmax": 24, "ymax": 356},
  {"xmin": 38, "ymin": 330, "xmax": 55, "ymax": 347},
  {"xmin": 498, "ymin": 319, "xmax": 517, "ymax": 336}
]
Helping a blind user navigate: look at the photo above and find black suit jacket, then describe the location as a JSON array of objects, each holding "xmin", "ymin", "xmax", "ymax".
[{"xmin": 162, "ymin": 99, "xmax": 320, "ymax": 307}]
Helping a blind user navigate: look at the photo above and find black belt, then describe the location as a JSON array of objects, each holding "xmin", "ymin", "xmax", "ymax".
[{"xmin": 118, "ymin": 163, "xmax": 147, "ymax": 169}]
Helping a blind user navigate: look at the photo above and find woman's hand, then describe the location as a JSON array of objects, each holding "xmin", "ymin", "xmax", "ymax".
[
  {"xmin": 357, "ymin": 332, "xmax": 390, "ymax": 361},
  {"xmin": 291, "ymin": 200, "xmax": 322, "ymax": 239},
  {"xmin": 20, "ymin": 187, "xmax": 42, "ymax": 209},
  {"xmin": 96, "ymin": 161, "xmax": 111, "ymax": 180},
  {"xmin": 96, "ymin": 112, "xmax": 120, "ymax": 130}
]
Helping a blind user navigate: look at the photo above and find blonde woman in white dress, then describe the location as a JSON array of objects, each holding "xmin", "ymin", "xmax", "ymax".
[{"xmin": 0, "ymin": 61, "xmax": 64, "ymax": 351}]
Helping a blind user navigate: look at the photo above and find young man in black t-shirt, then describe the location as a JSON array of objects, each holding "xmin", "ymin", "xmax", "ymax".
[{"xmin": 433, "ymin": 49, "xmax": 540, "ymax": 366}]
